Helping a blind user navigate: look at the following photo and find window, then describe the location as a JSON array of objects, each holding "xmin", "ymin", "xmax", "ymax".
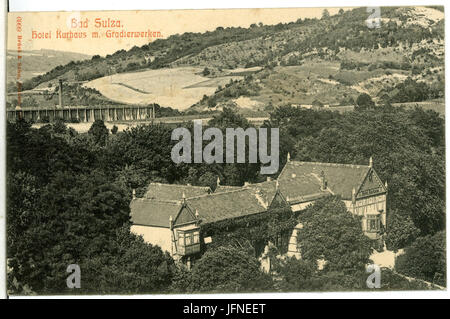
[
  {"xmin": 367, "ymin": 215, "xmax": 380, "ymax": 232},
  {"xmin": 193, "ymin": 232, "xmax": 199, "ymax": 244},
  {"xmin": 177, "ymin": 229, "xmax": 200, "ymax": 247},
  {"xmin": 176, "ymin": 228, "xmax": 201, "ymax": 256},
  {"xmin": 185, "ymin": 233, "xmax": 192, "ymax": 245},
  {"xmin": 178, "ymin": 234, "xmax": 184, "ymax": 246}
]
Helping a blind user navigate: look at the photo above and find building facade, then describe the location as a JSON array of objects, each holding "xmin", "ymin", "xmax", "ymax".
[{"xmin": 130, "ymin": 157, "xmax": 387, "ymax": 264}]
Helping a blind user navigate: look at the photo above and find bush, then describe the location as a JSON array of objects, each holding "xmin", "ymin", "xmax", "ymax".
[
  {"xmin": 273, "ymin": 257, "xmax": 316, "ymax": 291},
  {"xmin": 395, "ymin": 231, "xmax": 446, "ymax": 286},
  {"xmin": 385, "ymin": 212, "xmax": 420, "ymax": 250},
  {"xmin": 88, "ymin": 119, "xmax": 109, "ymax": 146},
  {"xmin": 111, "ymin": 125, "xmax": 118, "ymax": 134},
  {"xmin": 355, "ymin": 93, "xmax": 375, "ymax": 110},
  {"xmin": 173, "ymin": 246, "xmax": 274, "ymax": 293}
]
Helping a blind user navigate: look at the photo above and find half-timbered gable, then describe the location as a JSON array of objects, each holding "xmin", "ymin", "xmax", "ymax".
[
  {"xmin": 277, "ymin": 157, "xmax": 387, "ymax": 241},
  {"xmin": 129, "ymin": 157, "xmax": 388, "ymax": 264}
]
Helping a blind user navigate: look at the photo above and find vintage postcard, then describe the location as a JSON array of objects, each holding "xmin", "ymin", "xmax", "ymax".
[{"xmin": 4, "ymin": 5, "xmax": 446, "ymax": 297}]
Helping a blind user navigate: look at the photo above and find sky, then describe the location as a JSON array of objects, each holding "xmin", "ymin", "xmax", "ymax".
[{"xmin": 7, "ymin": 7, "xmax": 350, "ymax": 56}]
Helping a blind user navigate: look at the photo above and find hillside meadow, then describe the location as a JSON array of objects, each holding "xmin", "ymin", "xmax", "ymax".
[{"xmin": 84, "ymin": 67, "xmax": 243, "ymax": 110}]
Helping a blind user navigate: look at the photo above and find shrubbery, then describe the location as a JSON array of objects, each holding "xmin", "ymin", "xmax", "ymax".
[{"xmin": 396, "ymin": 231, "xmax": 446, "ymax": 286}]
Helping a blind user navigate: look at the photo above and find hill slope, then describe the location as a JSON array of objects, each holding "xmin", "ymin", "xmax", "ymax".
[
  {"xmin": 9, "ymin": 7, "xmax": 444, "ymax": 113},
  {"xmin": 6, "ymin": 49, "xmax": 91, "ymax": 86}
]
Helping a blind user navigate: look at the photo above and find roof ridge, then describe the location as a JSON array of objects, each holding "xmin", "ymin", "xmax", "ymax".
[
  {"xmin": 289, "ymin": 160, "xmax": 369, "ymax": 169},
  {"xmin": 149, "ymin": 182, "xmax": 211, "ymax": 190},
  {"xmin": 187, "ymin": 187, "xmax": 251, "ymax": 200},
  {"xmin": 289, "ymin": 191, "xmax": 329, "ymax": 200},
  {"xmin": 132, "ymin": 198, "xmax": 182, "ymax": 204}
]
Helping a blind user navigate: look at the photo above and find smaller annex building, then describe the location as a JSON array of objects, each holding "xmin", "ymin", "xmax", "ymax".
[{"xmin": 130, "ymin": 156, "xmax": 388, "ymax": 264}]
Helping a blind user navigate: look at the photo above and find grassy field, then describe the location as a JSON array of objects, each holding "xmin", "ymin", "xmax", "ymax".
[{"xmin": 85, "ymin": 67, "xmax": 242, "ymax": 110}]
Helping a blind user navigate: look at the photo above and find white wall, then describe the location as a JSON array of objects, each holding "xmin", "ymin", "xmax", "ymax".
[{"xmin": 131, "ymin": 225, "xmax": 172, "ymax": 254}]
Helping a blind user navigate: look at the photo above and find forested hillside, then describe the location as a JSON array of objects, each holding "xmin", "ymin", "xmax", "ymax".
[
  {"xmin": 7, "ymin": 103, "xmax": 445, "ymax": 293},
  {"xmin": 6, "ymin": 6, "xmax": 446, "ymax": 294},
  {"xmin": 11, "ymin": 7, "xmax": 444, "ymax": 113}
]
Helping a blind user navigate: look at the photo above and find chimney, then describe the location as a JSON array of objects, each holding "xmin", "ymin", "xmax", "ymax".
[
  {"xmin": 320, "ymin": 171, "xmax": 327, "ymax": 191},
  {"xmin": 287, "ymin": 152, "xmax": 291, "ymax": 162},
  {"xmin": 58, "ymin": 79, "xmax": 63, "ymax": 108},
  {"xmin": 195, "ymin": 209, "xmax": 199, "ymax": 219},
  {"xmin": 352, "ymin": 187, "xmax": 356, "ymax": 204},
  {"xmin": 169, "ymin": 215, "xmax": 173, "ymax": 229},
  {"xmin": 369, "ymin": 156, "xmax": 373, "ymax": 168},
  {"xmin": 267, "ymin": 177, "xmax": 272, "ymax": 182},
  {"xmin": 385, "ymin": 181, "xmax": 388, "ymax": 191},
  {"xmin": 182, "ymin": 191, "xmax": 186, "ymax": 202},
  {"xmin": 276, "ymin": 179, "xmax": 279, "ymax": 190},
  {"xmin": 132, "ymin": 189, "xmax": 136, "ymax": 199}
]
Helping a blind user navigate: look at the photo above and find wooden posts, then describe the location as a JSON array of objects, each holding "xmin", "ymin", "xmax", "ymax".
[
  {"xmin": 6, "ymin": 105, "xmax": 156, "ymax": 123},
  {"xmin": 58, "ymin": 79, "xmax": 63, "ymax": 108}
]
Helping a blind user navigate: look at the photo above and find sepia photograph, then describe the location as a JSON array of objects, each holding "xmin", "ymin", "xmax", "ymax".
[{"xmin": 2, "ymin": 1, "xmax": 447, "ymax": 299}]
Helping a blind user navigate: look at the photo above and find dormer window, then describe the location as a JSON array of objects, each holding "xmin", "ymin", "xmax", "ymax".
[{"xmin": 176, "ymin": 225, "xmax": 200, "ymax": 256}]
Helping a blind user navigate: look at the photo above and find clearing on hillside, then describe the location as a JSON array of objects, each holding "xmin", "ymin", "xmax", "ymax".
[{"xmin": 84, "ymin": 67, "xmax": 242, "ymax": 110}]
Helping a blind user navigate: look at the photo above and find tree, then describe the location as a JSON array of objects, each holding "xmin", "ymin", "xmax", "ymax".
[
  {"xmin": 205, "ymin": 108, "xmax": 261, "ymax": 185},
  {"xmin": 395, "ymin": 231, "xmax": 446, "ymax": 286},
  {"xmin": 272, "ymin": 257, "xmax": 316, "ymax": 291},
  {"xmin": 53, "ymin": 118, "xmax": 67, "ymax": 134},
  {"xmin": 297, "ymin": 196, "xmax": 372, "ymax": 273},
  {"xmin": 88, "ymin": 119, "xmax": 109, "ymax": 146},
  {"xmin": 7, "ymin": 169, "xmax": 133, "ymax": 293},
  {"xmin": 202, "ymin": 67, "xmax": 210, "ymax": 76},
  {"xmin": 111, "ymin": 125, "xmax": 118, "ymax": 134},
  {"xmin": 198, "ymin": 171, "xmax": 217, "ymax": 190},
  {"xmin": 355, "ymin": 93, "xmax": 375, "ymax": 110},
  {"xmin": 207, "ymin": 97, "xmax": 217, "ymax": 108},
  {"xmin": 80, "ymin": 226, "xmax": 176, "ymax": 294},
  {"xmin": 104, "ymin": 123, "xmax": 181, "ymax": 185},
  {"xmin": 293, "ymin": 108, "xmax": 445, "ymax": 236},
  {"xmin": 6, "ymin": 121, "xmax": 134, "ymax": 294},
  {"xmin": 174, "ymin": 246, "xmax": 273, "ymax": 293},
  {"xmin": 322, "ymin": 9, "xmax": 330, "ymax": 19},
  {"xmin": 385, "ymin": 211, "xmax": 420, "ymax": 250}
]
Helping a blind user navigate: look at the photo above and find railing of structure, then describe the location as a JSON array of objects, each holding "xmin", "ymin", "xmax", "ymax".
[{"xmin": 6, "ymin": 105, "xmax": 156, "ymax": 123}]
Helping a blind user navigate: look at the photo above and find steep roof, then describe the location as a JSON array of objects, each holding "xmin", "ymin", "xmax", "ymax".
[
  {"xmin": 247, "ymin": 180, "xmax": 278, "ymax": 205},
  {"xmin": 130, "ymin": 198, "xmax": 182, "ymax": 228},
  {"xmin": 278, "ymin": 161, "xmax": 370, "ymax": 200},
  {"xmin": 144, "ymin": 183, "xmax": 211, "ymax": 201},
  {"xmin": 186, "ymin": 188, "xmax": 267, "ymax": 224},
  {"xmin": 131, "ymin": 161, "xmax": 383, "ymax": 228}
]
